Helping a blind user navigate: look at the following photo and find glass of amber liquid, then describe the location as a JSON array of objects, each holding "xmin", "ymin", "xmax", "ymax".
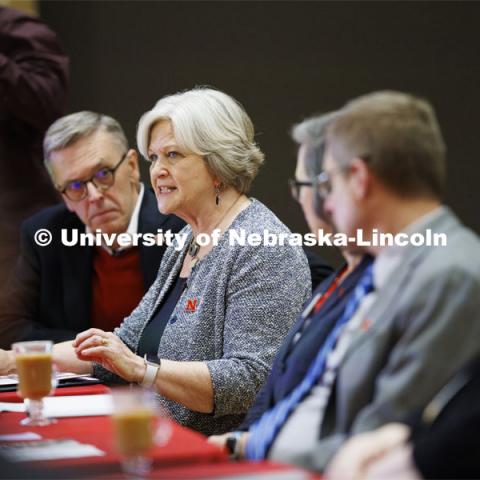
[
  {"xmin": 111, "ymin": 387, "xmax": 171, "ymax": 478},
  {"xmin": 12, "ymin": 340, "xmax": 55, "ymax": 426}
]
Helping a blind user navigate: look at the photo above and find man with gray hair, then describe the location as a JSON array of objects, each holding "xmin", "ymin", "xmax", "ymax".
[
  {"xmin": 0, "ymin": 111, "xmax": 184, "ymax": 348},
  {"xmin": 286, "ymin": 91, "xmax": 480, "ymax": 471},
  {"xmin": 212, "ymin": 91, "xmax": 480, "ymax": 473}
]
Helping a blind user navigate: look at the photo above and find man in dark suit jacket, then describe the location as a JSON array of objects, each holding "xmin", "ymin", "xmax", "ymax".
[
  {"xmin": 0, "ymin": 111, "xmax": 184, "ymax": 347},
  {"xmin": 240, "ymin": 255, "xmax": 372, "ymax": 428},
  {"xmin": 327, "ymin": 356, "xmax": 480, "ymax": 479}
]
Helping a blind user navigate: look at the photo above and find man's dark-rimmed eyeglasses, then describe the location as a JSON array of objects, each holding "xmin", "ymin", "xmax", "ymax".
[
  {"xmin": 314, "ymin": 166, "xmax": 350, "ymax": 199},
  {"xmin": 288, "ymin": 178, "xmax": 312, "ymax": 202},
  {"xmin": 57, "ymin": 152, "xmax": 128, "ymax": 202}
]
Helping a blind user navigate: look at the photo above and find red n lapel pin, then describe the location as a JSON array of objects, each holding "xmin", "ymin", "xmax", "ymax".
[
  {"xmin": 360, "ymin": 318, "xmax": 372, "ymax": 331},
  {"xmin": 185, "ymin": 298, "xmax": 198, "ymax": 313}
]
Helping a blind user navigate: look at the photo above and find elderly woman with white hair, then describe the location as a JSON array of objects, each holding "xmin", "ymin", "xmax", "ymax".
[{"xmin": 48, "ymin": 87, "xmax": 311, "ymax": 435}]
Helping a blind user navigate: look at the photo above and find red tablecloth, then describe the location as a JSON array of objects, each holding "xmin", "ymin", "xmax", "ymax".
[
  {"xmin": 143, "ymin": 461, "xmax": 321, "ymax": 479},
  {"xmin": 0, "ymin": 385, "xmax": 225, "ymax": 476},
  {"xmin": 0, "ymin": 385, "xmax": 320, "ymax": 479},
  {"xmin": 0, "ymin": 383, "xmax": 110, "ymax": 402},
  {"xmin": 0, "ymin": 412, "xmax": 226, "ymax": 476},
  {"xmin": 97, "ymin": 460, "xmax": 321, "ymax": 479}
]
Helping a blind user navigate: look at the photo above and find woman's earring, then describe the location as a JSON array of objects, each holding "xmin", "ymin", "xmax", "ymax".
[{"xmin": 214, "ymin": 184, "xmax": 222, "ymax": 206}]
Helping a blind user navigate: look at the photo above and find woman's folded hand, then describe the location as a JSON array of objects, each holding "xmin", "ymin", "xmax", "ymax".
[{"xmin": 73, "ymin": 328, "xmax": 145, "ymax": 383}]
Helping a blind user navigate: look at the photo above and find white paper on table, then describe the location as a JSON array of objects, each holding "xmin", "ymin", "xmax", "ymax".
[
  {"xmin": 0, "ymin": 432, "xmax": 42, "ymax": 441},
  {"xmin": 0, "ymin": 402, "xmax": 24, "ymax": 412},
  {"xmin": 0, "ymin": 439, "xmax": 105, "ymax": 462},
  {"xmin": 0, "ymin": 373, "xmax": 97, "ymax": 386},
  {"xmin": 0, "ymin": 376, "xmax": 18, "ymax": 386},
  {"xmin": 0, "ymin": 394, "xmax": 113, "ymax": 417}
]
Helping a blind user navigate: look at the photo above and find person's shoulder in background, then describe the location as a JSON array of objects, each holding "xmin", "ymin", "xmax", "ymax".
[
  {"xmin": 303, "ymin": 248, "xmax": 333, "ymax": 291},
  {"xmin": 21, "ymin": 203, "xmax": 80, "ymax": 239}
]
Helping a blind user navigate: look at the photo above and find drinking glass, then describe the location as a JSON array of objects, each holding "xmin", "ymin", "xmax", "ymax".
[
  {"xmin": 111, "ymin": 386, "xmax": 172, "ymax": 478},
  {"xmin": 12, "ymin": 340, "xmax": 56, "ymax": 426}
]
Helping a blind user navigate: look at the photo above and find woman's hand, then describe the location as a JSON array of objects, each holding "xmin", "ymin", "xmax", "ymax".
[
  {"xmin": 72, "ymin": 328, "xmax": 145, "ymax": 383},
  {"xmin": 0, "ymin": 349, "xmax": 15, "ymax": 375}
]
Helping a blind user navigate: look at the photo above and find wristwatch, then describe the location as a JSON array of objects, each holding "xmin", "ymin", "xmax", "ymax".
[
  {"xmin": 140, "ymin": 353, "xmax": 161, "ymax": 388},
  {"xmin": 225, "ymin": 431, "xmax": 244, "ymax": 459}
]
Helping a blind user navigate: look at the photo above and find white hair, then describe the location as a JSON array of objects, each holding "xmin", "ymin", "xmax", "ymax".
[
  {"xmin": 44, "ymin": 111, "xmax": 128, "ymax": 163},
  {"xmin": 137, "ymin": 87, "xmax": 264, "ymax": 193}
]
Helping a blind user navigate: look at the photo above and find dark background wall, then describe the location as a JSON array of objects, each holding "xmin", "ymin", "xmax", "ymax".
[{"xmin": 40, "ymin": 1, "xmax": 480, "ymax": 265}]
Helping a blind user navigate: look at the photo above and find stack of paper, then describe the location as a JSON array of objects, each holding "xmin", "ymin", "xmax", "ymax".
[
  {"xmin": 0, "ymin": 439, "xmax": 105, "ymax": 462},
  {"xmin": 0, "ymin": 394, "xmax": 113, "ymax": 417}
]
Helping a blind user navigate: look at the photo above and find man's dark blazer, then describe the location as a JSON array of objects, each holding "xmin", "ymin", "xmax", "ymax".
[
  {"xmin": 410, "ymin": 356, "xmax": 480, "ymax": 479},
  {"xmin": 0, "ymin": 188, "xmax": 185, "ymax": 347},
  {"xmin": 240, "ymin": 255, "xmax": 373, "ymax": 430}
]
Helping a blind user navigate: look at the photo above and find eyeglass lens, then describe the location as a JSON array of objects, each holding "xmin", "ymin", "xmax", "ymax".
[{"xmin": 63, "ymin": 153, "xmax": 126, "ymax": 201}]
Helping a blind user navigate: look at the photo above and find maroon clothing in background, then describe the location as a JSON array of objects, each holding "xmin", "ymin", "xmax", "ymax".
[
  {"xmin": 90, "ymin": 247, "xmax": 145, "ymax": 333},
  {"xmin": 0, "ymin": 6, "xmax": 68, "ymax": 298}
]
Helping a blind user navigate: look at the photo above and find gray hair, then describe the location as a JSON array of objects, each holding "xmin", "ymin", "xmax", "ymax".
[
  {"xmin": 291, "ymin": 111, "xmax": 339, "ymax": 178},
  {"xmin": 43, "ymin": 111, "xmax": 128, "ymax": 170},
  {"xmin": 137, "ymin": 87, "xmax": 264, "ymax": 194},
  {"xmin": 328, "ymin": 91, "xmax": 446, "ymax": 199}
]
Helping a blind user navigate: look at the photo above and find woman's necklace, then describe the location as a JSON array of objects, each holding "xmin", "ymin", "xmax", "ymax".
[{"xmin": 188, "ymin": 195, "xmax": 242, "ymax": 261}]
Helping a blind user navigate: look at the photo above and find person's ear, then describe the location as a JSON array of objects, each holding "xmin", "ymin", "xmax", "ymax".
[
  {"xmin": 349, "ymin": 157, "xmax": 371, "ymax": 200},
  {"xmin": 126, "ymin": 149, "xmax": 141, "ymax": 185}
]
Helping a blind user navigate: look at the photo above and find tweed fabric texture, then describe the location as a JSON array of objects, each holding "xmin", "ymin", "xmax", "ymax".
[{"xmin": 93, "ymin": 199, "xmax": 311, "ymax": 434}]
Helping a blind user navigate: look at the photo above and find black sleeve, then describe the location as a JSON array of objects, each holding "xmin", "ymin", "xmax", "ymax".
[
  {"xmin": 412, "ymin": 411, "xmax": 480, "ymax": 479},
  {"xmin": 0, "ymin": 220, "xmax": 75, "ymax": 347},
  {"xmin": 411, "ymin": 361, "xmax": 480, "ymax": 479}
]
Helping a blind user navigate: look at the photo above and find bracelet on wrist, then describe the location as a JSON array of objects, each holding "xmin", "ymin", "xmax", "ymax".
[{"xmin": 140, "ymin": 353, "xmax": 161, "ymax": 388}]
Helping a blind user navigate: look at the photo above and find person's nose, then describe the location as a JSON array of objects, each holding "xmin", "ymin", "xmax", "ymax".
[
  {"xmin": 323, "ymin": 194, "xmax": 334, "ymax": 217},
  {"xmin": 150, "ymin": 162, "xmax": 169, "ymax": 184},
  {"xmin": 86, "ymin": 181, "xmax": 104, "ymax": 202}
]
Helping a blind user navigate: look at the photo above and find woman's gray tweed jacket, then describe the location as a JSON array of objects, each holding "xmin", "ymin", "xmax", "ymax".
[{"xmin": 93, "ymin": 199, "xmax": 311, "ymax": 435}]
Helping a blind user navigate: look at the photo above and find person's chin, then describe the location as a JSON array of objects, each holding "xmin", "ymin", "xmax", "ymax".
[
  {"xmin": 89, "ymin": 210, "xmax": 119, "ymax": 229},
  {"xmin": 90, "ymin": 217, "xmax": 125, "ymax": 235},
  {"xmin": 156, "ymin": 198, "xmax": 176, "ymax": 216}
]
